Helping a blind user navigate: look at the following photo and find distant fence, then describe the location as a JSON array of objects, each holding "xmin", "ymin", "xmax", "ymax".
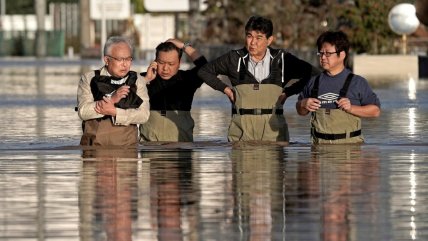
[{"xmin": 0, "ymin": 30, "xmax": 65, "ymax": 57}]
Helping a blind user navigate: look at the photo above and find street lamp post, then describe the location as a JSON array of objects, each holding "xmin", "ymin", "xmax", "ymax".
[{"xmin": 388, "ymin": 3, "xmax": 420, "ymax": 55}]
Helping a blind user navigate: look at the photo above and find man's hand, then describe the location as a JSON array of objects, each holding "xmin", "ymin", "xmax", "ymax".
[
  {"xmin": 95, "ymin": 97, "xmax": 117, "ymax": 116},
  {"xmin": 110, "ymin": 85, "xmax": 130, "ymax": 104},
  {"xmin": 336, "ymin": 97, "xmax": 352, "ymax": 113},
  {"xmin": 277, "ymin": 93, "xmax": 287, "ymax": 105},
  {"xmin": 224, "ymin": 87, "xmax": 235, "ymax": 103},
  {"xmin": 144, "ymin": 61, "xmax": 158, "ymax": 83},
  {"xmin": 166, "ymin": 38, "xmax": 184, "ymax": 49},
  {"xmin": 166, "ymin": 38, "xmax": 201, "ymax": 61},
  {"xmin": 301, "ymin": 98, "xmax": 321, "ymax": 112}
]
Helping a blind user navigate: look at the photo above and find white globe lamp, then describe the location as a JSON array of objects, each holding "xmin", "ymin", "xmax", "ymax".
[{"xmin": 388, "ymin": 3, "xmax": 420, "ymax": 54}]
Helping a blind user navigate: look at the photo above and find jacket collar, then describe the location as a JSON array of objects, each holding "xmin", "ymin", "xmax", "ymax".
[{"xmin": 237, "ymin": 47, "xmax": 283, "ymax": 58}]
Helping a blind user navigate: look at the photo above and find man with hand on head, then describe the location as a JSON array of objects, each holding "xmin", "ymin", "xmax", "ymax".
[
  {"xmin": 140, "ymin": 39, "xmax": 208, "ymax": 142},
  {"xmin": 77, "ymin": 36, "xmax": 150, "ymax": 146},
  {"xmin": 296, "ymin": 30, "xmax": 380, "ymax": 144}
]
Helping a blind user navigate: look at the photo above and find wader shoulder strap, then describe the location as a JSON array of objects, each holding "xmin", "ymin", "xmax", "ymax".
[
  {"xmin": 76, "ymin": 70, "xmax": 101, "ymax": 112},
  {"xmin": 90, "ymin": 70, "xmax": 108, "ymax": 101},
  {"xmin": 339, "ymin": 73, "xmax": 354, "ymax": 98},
  {"xmin": 125, "ymin": 71, "xmax": 138, "ymax": 86},
  {"xmin": 310, "ymin": 73, "xmax": 354, "ymax": 98},
  {"xmin": 310, "ymin": 75, "xmax": 321, "ymax": 98}
]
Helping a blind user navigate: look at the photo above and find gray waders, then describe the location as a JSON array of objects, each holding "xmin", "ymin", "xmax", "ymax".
[
  {"xmin": 80, "ymin": 118, "xmax": 138, "ymax": 146},
  {"xmin": 229, "ymin": 84, "xmax": 288, "ymax": 142},
  {"xmin": 140, "ymin": 110, "xmax": 195, "ymax": 142},
  {"xmin": 310, "ymin": 73, "xmax": 363, "ymax": 144}
]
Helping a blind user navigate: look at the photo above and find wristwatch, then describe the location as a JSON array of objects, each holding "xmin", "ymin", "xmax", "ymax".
[{"xmin": 182, "ymin": 42, "xmax": 192, "ymax": 50}]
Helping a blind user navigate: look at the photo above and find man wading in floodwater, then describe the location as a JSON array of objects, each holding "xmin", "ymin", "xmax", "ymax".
[
  {"xmin": 77, "ymin": 36, "xmax": 150, "ymax": 146},
  {"xmin": 296, "ymin": 31, "xmax": 380, "ymax": 144},
  {"xmin": 198, "ymin": 16, "xmax": 318, "ymax": 143}
]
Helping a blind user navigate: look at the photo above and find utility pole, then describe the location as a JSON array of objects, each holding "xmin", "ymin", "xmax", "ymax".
[
  {"xmin": 0, "ymin": 0, "xmax": 5, "ymax": 30},
  {"xmin": 35, "ymin": 0, "xmax": 46, "ymax": 58},
  {"xmin": 188, "ymin": 0, "xmax": 200, "ymax": 42},
  {"xmin": 80, "ymin": 0, "xmax": 92, "ymax": 58},
  {"xmin": 1, "ymin": 0, "xmax": 5, "ymax": 16}
]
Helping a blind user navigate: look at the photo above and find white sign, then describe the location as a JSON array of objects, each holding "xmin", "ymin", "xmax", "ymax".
[
  {"xmin": 144, "ymin": 0, "xmax": 207, "ymax": 12},
  {"xmin": 133, "ymin": 14, "xmax": 175, "ymax": 50},
  {"xmin": 90, "ymin": 0, "xmax": 130, "ymax": 20}
]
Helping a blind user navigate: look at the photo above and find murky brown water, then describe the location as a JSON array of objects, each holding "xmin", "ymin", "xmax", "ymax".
[{"xmin": 0, "ymin": 63, "xmax": 428, "ymax": 240}]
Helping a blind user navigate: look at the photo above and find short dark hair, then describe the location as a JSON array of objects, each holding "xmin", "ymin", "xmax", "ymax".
[
  {"xmin": 244, "ymin": 16, "xmax": 273, "ymax": 38},
  {"xmin": 316, "ymin": 31, "xmax": 350, "ymax": 63},
  {"xmin": 155, "ymin": 42, "xmax": 182, "ymax": 60}
]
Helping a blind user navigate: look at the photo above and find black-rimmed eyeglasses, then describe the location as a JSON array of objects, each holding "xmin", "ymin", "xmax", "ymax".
[{"xmin": 316, "ymin": 51, "xmax": 339, "ymax": 57}]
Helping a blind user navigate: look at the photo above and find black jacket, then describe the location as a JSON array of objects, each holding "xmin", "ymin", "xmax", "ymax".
[
  {"xmin": 198, "ymin": 47, "xmax": 316, "ymax": 97},
  {"xmin": 141, "ymin": 56, "xmax": 207, "ymax": 111}
]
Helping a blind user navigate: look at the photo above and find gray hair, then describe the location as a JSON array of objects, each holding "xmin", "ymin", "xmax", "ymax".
[{"xmin": 103, "ymin": 36, "xmax": 133, "ymax": 56}]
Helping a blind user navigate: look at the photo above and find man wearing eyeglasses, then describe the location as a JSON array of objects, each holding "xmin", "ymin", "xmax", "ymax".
[
  {"xmin": 296, "ymin": 31, "xmax": 381, "ymax": 144},
  {"xmin": 77, "ymin": 36, "xmax": 150, "ymax": 146},
  {"xmin": 198, "ymin": 16, "xmax": 318, "ymax": 143},
  {"xmin": 139, "ymin": 39, "xmax": 207, "ymax": 142}
]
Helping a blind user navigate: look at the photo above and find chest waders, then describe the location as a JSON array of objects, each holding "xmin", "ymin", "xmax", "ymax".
[
  {"xmin": 140, "ymin": 110, "xmax": 194, "ymax": 142},
  {"xmin": 229, "ymin": 83, "xmax": 287, "ymax": 142},
  {"xmin": 310, "ymin": 73, "xmax": 364, "ymax": 144},
  {"xmin": 80, "ymin": 70, "xmax": 141, "ymax": 146},
  {"xmin": 80, "ymin": 118, "xmax": 138, "ymax": 146}
]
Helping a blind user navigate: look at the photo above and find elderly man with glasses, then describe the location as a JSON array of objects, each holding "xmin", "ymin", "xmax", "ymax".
[
  {"xmin": 296, "ymin": 31, "xmax": 381, "ymax": 144},
  {"xmin": 76, "ymin": 36, "xmax": 150, "ymax": 146}
]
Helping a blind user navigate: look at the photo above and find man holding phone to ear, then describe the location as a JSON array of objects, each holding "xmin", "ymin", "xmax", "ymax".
[{"xmin": 140, "ymin": 38, "xmax": 207, "ymax": 142}]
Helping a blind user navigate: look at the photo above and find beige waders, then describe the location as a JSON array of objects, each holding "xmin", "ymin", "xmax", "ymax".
[
  {"xmin": 229, "ymin": 84, "xmax": 288, "ymax": 142},
  {"xmin": 310, "ymin": 73, "xmax": 363, "ymax": 144},
  {"xmin": 80, "ymin": 118, "xmax": 138, "ymax": 146},
  {"xmin": 140, "ymin": 110, "xmax": 195, "ymax": 142},
  {"xmin": 311, "ymin": 109, "xmax": 363, "ymax": 144}
]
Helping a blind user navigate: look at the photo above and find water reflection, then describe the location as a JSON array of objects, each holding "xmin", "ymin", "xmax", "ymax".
[
  {"xmin": 79, "ymin": 149, "xmax": 199, "ymax": 241},
  {"xmin": 80, "ymin": 149, "xmax": 139, "ymax": 241},
  {"xmin": 408, "ymin": 108, "xmax": 417, "ymax": 138},
  {"xmin": 284, "ymin": 145, "xmax": 382, "ymax": 241},
  {"xmin": 143, "ymin": 151, "xmax": 198, "ymax": 241},
  {"xmin": 409, "ymin": 152, "xmax": 417, "ymax": 240},
  {"xmin": 228, "ymin": 144, "xmax": 286, "ymax": 241},
  {"xmin": 408, "ymin": 76, "xmax": 417, "ymax": 100},
  {"xmin": 2, "ymin": 142, "xmax": 428, "ymax": 240},
  {"xmin": 317, "ymin": 145, "xmax": 379, "ymax": 241}
]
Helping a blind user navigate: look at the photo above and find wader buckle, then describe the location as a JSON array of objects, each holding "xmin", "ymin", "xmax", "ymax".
[{"xmin": 254, "ymin": 108, "xmax": 262, "ymax": 115}]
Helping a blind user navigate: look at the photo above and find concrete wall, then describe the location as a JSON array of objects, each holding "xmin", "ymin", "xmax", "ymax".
[{"xmin": 353, "ymin": 55, "xmax": 419, "ymax": 81}]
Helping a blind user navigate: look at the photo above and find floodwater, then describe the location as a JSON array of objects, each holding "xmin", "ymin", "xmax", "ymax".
[{"xmin": 0, "ymin": 60, "xmax": 428, "ymax": 240}]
